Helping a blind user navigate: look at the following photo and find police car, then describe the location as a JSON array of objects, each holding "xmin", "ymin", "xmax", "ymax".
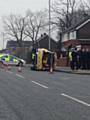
[{"xmin": 0, "ymin": 54, "xmax": 26, "ymax": 66}]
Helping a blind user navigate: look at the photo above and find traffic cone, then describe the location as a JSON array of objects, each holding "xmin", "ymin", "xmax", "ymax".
[
  {"xmin": 4, "ymin": 64, "xmax": 8, "ymax": 70},
  {"xmin": 7, "ymin": 65, "xmax": 11, "ymax": 71},
  {"xmin": 18, "ymin": 66, "xmax": 22, "ymax": 72},
  {"xmin": 1, "ymin": 64, "xmax": 4, "ymax": 69}
]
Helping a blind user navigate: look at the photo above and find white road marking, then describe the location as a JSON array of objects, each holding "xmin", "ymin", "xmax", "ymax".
[
  {"xmin": 32, "ymin": 81, "xmax": 48, "ymax": 89},
  {"xmin": 62, "ymin": 77, "xmax": 70, "ymax": 80},
  {"xmin": 16, "ymin": 74, "xmax": 24, "ymax": 79},
  {"xmin": 61, "ymin": 93, "xmax": 90, "ymax": 107}
]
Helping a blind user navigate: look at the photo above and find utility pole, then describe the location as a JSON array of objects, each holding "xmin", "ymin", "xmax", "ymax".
[
  {"xmin": 49, "ymin": 0, "xmax": 51, "ymax": 50},
  {"xmin": 2, "ymin": 32, "xmax": 5, "ymax": 49},
  {"xmin": 66, "ymin": 0, "xmax": 69, "ymax": 28}
]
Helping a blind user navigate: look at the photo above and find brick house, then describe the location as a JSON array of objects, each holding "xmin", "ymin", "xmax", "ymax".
[
  {"xmin": 61, "ymin": 18, "xmax": 90, "ymax": 50},
  {"xmin": 56, "ymin": 18, "xmax": 90, "ymax": 66}
]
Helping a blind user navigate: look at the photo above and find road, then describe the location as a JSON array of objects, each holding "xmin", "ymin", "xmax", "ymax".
[{"xmin": 0, "ymin": 66, "xmax": 90, "ymax": 120}]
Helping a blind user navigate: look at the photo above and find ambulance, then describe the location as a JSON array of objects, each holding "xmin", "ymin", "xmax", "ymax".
[{"xmin": 31, "ymin": 48, "xmax": 56, "ymax": 71}]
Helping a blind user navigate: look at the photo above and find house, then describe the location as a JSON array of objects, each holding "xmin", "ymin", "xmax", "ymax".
[
  {"xmin": 34, "ymin": 33, "xmax": 57, "ymax": 51},
  {"xmin": 61, "ymin": 18, "xmax": 90, "ymax": 50}
]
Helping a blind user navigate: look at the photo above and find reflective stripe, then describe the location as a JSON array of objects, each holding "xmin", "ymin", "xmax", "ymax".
[
  {"xmin": 69, "ymin": 52, "xmax": 72, "ymax": 61},
  {"xmin": 32, "ymin": 54, "xmax": 35, "ymax": 59},
  {"xmin": 13, "ymin": 58, "xmax": 17, "ymax": 63},
  {"xmin": 5, "ymin": 57, "xmax": 9, "ymax": 62}
]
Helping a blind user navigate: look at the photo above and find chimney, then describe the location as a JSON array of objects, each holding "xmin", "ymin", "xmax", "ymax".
[
  {"xmin": 44, "ymin": 33, "xmax": 46, "ymax": 36},
  {"xmin": 41, "ymin": 34, "xmax": 43, "ymax": 37}
]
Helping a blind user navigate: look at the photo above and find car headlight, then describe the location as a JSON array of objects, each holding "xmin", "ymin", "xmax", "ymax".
[{"xmin": 20, "ymin": 59, "xmax": 26, "ymax": 65}]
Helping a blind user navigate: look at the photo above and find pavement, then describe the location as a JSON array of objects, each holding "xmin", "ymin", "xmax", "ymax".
[
  {"xmin": 27, "ymin": 64, "xmax": 90, "ymax": 75},
  {"xmin": 56, "ymin": 66, "xmax": 90, "ymax": 75}
]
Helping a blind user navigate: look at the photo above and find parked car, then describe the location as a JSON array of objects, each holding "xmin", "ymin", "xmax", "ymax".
[{"xmin": 0, "ymin": 54, "xmax": 26, "ymax": 66}]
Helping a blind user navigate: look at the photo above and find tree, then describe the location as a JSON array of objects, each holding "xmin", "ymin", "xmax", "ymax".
[
  {"xmin": 52, "ymin": 0, "xmax": 90, "ymax": 52},
  {"xmin": 52, "ymin": 0, "xmax": 90, "ymax": 32},
  {"xmin": 3, "ymin": 14, "xmax": 27, "ymax": 47},
  {"xmin": 52, "ymin": 0, "xmax": 78, "ymax": 31},
  {"xmin": 24, "ymin": 10, "xmax": 47, "ymax": 48}
]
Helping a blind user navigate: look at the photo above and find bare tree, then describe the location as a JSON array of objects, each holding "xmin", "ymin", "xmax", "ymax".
[
  {"xmin": 52, "ymin": 0, "xmax": 78, "ymax": 31},
  {"xmin": 52, "ymin": 0, "xmax": 90, "ymax": 52},
  {"xmin": 3, "ymin": 14, "xmax": 27, "ymax": 47},
  {"xmin": 52, "ymin": 0, "xmax": 90, "ymax": 32},
  {"xmin": 25, "ymin": 10, "xmax": 47, "ymax": 48}
]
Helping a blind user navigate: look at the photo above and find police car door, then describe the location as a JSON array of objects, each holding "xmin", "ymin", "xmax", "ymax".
[
  {"xmin": 1, "ymin": 55, "xmax": 9, "ymax": 65},
  {"xmin": 9, "ymin": 55, "xmax": 18, "ymax": 65}
]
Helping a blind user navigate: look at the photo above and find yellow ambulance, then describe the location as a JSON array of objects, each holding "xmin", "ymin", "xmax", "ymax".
[{"xmin": 31, "ymin": 48, "xmax": 56, "ymax": 71}]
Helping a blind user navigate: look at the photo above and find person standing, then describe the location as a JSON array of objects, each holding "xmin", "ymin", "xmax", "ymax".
[
  {"xmin": 86, "ymin": 48, "xmax": 90, "ymax": 70},
  {"xmin": 81, "ymin": 48, "xmax": 86, "ymax": 70},
  {"xmin": 71, "ymin": 47, "xmax": 78, "ymax": 70},
  {"xmin": 77, "ymin": 48, "xmax": 82, "ymax": 69},
  {"xmin": 69, "ymin": 49, "xmax": 73, "ymax": 70}
]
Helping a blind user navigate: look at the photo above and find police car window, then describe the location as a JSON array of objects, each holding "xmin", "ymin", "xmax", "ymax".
[
  {"xmin": 5, "ymin": 55, "xmax": 8, "ymax": 58},
  {"xmin": 2, "ymin": 55, "xmax": 8, "ymax": 58},
  {"xmin": 1, "ymin": 56, "xmax": 5, "ymax": 60}
]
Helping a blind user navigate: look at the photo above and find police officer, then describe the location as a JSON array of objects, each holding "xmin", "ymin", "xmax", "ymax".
[
  {"xmin": 31, "ymin": 48, "xmax": 36, "ymax": 66},
  {"xmin": 69, "ymin": 49, "xmax": 73, "ymax": 70}
]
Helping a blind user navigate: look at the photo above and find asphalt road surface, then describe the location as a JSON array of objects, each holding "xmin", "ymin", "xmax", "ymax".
[{"xmin": 0, "ymin": 66, "xmax": 90, "ymax": 120}]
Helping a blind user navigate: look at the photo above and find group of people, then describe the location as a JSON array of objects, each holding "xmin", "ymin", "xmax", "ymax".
[{"xmin": 69, "ymin": 47, "xmax": 90, "ymax": 70}]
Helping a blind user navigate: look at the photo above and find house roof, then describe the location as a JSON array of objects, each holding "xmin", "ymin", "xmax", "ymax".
[
  {"xmin": 36, "ymin": 33, "xmax": 56, "ymax": 43},
  {"xmin": 6, "ymin": 40, "xmax": 32, "ymax": 48},
  {"xmin": 62, "ymin": 17, "xmax": 90, "ymax": 33}
]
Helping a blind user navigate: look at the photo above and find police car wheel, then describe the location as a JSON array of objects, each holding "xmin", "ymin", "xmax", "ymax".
[{"xmin": 18, "ymin": 61, "xmax": 23, "ymax": 67}]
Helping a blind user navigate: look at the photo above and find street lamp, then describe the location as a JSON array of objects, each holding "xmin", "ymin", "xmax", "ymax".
[
  {"xmin": 0, "ymin": 32, "xmax": 5, "ymax": 49},
  {"xmin": 2, "ymin": 32, "xmax": 5, "ymax": 49},
  {"xmin": 49, "ymin": 0, "xmax": 51, "ymax": 50}
]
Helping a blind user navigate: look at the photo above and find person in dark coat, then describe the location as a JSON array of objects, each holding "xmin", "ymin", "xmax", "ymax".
[
  {"xmin": 71, "ymin": 47, "xmax": 78, "ymax": 70},
  {"xmin": 86, "ymin": 48, "xmax": 90, "ymax": 70},
  {"xmin": 81, "ymin": 48, "xmax": 86, "ymax": 70},
  {"xmin": 77, "ymin": 48, "xmax": 82, "ymax": 69}
]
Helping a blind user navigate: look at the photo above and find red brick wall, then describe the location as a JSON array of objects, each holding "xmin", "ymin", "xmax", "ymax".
[{"xmin": 57, "ymin": 57, "xmax": 67, "ymax": 67}]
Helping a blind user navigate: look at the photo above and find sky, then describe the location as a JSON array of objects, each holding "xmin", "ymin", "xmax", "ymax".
[
  {"xmin": 0, "ymin": 0, "xmax": 54, "ymax": 49},
  {"xmin": 0, "ymin": 0, "xmax": 49, "ymax": 15}
]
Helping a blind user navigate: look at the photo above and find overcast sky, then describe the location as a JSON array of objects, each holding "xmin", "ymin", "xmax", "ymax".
[
  {"xmin": 0, "ymin": 0, "xmax": 49, "ymax": 15},
  {"xmin": 0, "ymin": 0, "xmax": 55, "ymax": 49}
]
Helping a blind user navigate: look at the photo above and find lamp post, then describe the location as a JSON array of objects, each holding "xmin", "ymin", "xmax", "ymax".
[
  {"xmin": 2, "ymin": 32, "xmax": 5, "ymax": 49},
  {"xmin": 49, "ymin": 0, "xmax": 51, "ymax": 50}
]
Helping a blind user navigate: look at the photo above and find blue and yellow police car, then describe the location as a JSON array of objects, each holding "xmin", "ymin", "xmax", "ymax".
[{"xmin": 0, "ymin": 54, "xmax": 26, "ymax": 66}]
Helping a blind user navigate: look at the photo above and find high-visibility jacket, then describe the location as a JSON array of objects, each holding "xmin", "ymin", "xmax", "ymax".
[
  {"xmin": 69, "ymin": 51, "xmax": 72, "ymax": 61},
  {"xmin": 32, "ymin": 53, "xmax": 35, "ymax": 60}
]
